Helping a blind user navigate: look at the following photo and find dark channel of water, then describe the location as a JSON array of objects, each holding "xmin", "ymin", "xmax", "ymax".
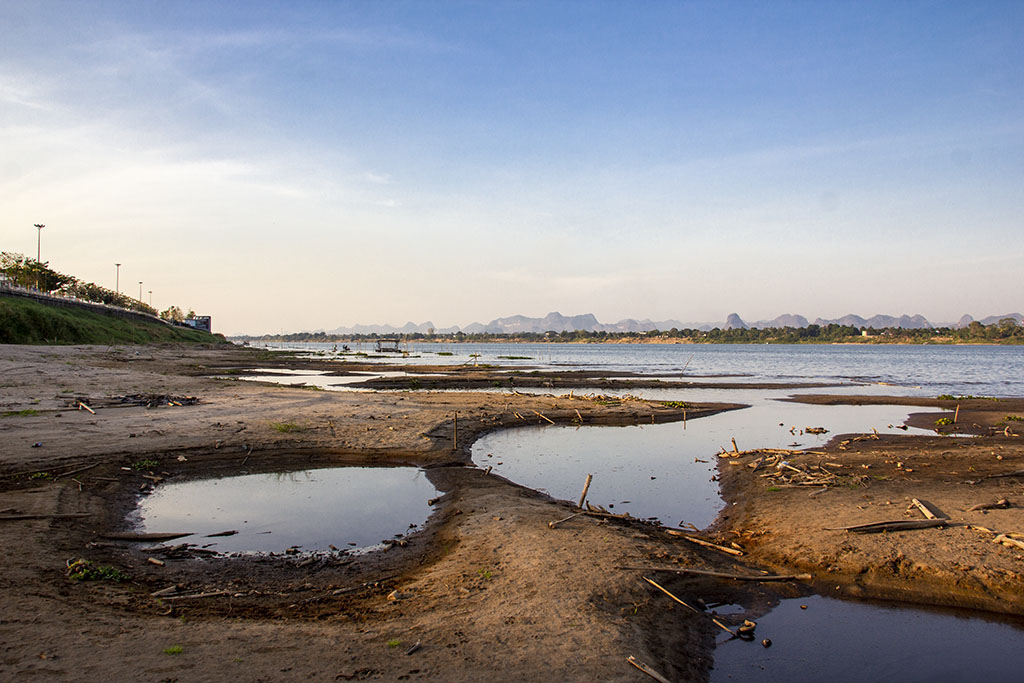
[
  {"xmin": 132, "ymin": 466, "xmax": 437, "ymax": 554},
  {"xmin": 710, "ymin": 595, "xmax": 1024, "ymax": 682}
]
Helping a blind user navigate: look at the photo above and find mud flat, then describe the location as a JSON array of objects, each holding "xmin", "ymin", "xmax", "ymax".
[{"xmin": 0, "ymin": 343, "xmax": 1021, "ymax": 681}]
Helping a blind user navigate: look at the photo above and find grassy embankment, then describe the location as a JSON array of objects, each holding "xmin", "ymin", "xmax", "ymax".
[{"xmin": 0, "ymin": 294, "xmax": 225, "ymax": 345}]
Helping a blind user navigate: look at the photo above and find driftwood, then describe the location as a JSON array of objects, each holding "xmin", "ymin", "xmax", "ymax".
[
  {"xmin": 100, "ymin": 531, "xmax": 194, "ymax": 542},
  {"xmin": 627, "ymin": 656, "xmax": 671, "ymax": 683},
  {"xmin": 967, "ymin": 498, "xmax": 1011, "ymax": 512},
  {"xmin": 623, "ymin": 566, "xmax": 811, "ymax": 582},
  {"xmin": 993, "ymin": 534, "xmax": 1024, "ymax": 551},
  {"xmin": 667, "ymin": 531, "xmax": 744, "ymax": 556},
  {"xmin": 205, "ymin": 530, "xmax": 239, "ymax": 537},
  {"xmin": 150, "ymin": 585, "xmax": 182, "ymax": 598},
  {"xmin": 643, "ymin": 576, "xmax": 736, "ymax": 636},
  {"xmin": 77, "ymin": 401, "xmax": 95, "ymax": 414},
  {"xmin": 827, "ymin": 519, "xmax": 951, "ymax": 534}
]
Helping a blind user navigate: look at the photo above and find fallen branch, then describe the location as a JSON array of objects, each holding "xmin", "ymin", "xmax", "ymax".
[
  {"xmin": 994, "ymin": 534, "xmax": 1024, "ymax": 551},
  {"xmin": 986, "ymin": 469, "xmax": 1024, "ymax": 479},
  {"xmin": 54, "ymin": 463, "xmax": 100, "ymax": 480},
  {"xmin": 78, "ymin": 402, "xmax": 95, "ymax": 414}
]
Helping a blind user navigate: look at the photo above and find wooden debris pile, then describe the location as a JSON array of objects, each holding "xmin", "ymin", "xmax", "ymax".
[
  {"xmin": 718, "ymin": 448, "xmax": 864, "ymax": 489},
  {"xmin": 59, "ymin": 393, "xmax": 200, "ymax": 409}
]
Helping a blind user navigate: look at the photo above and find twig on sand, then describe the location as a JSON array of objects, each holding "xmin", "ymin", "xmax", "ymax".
[
  {"xmin": 532, "ymin": 410, "xmax": 555, "ymax": 425},
  {"xmin": 548, "ymin": 511, "xmax": 586, "ymax": 529},
  {"xmin": 577, "ymin": 473, "xmax": 593, "ymax": 509},
  {"xmin": 627, "ymin": 655, "xmax": 671, "ymax": 683},
  {"xmin": 666, "ymin": 531, "xmax": 744, "ymax": 556},
  {"xmin": 643, "ymin": 576, "xmax": 736, "ymax": 636}
]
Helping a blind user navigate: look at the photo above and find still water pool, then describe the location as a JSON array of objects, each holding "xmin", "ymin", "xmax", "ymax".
[{"xmin": 133, "ymin": 466, "xmax": 437, "ymax": 554}]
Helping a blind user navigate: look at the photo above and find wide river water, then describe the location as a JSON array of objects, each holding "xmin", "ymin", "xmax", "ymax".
[{"xmin": 247, "ymin": 341, "xmax": 1024, "ymax": 397}]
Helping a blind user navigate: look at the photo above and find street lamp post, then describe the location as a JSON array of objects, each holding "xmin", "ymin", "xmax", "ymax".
[
  {"xmin": 139, "ymin": 282, "xmax": 143, "ymax": 301},
  {"xmin": 148, "ymin": 290, "xmax": 152, "ymax": 306},
  {"xmin": 33, "ymin": 224, "xmax": 45, "ymax": 290},
  {"xmin": 115, "ymin": 263, "xmax": 121, "ymax": 293},
  {"xmin": 34, "ymin": 224, "xmax": 45, "ymax": 262}
]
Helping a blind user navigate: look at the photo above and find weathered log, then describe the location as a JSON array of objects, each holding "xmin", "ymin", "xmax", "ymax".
[
  {"xmin": 577, "ymin": 473, "xmax": 593, "ymax": 509},
  {"xmin": 967, "ymin": 498, "xmax": 1011, "ymax": 512},
  {"xmin": 911, "ymin": 498, "xmax": 947, "ymax": 520},
  {"xmin": 643, "ymin": 577, "xmax": 736, "ymax": 636}
]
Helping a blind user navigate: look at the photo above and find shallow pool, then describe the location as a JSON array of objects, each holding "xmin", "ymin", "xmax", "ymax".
[{"xmin": 132, "ymin": 466, "xmax": 438, "ymax": 554}]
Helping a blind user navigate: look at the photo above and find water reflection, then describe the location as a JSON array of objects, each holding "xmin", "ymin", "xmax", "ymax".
[{"xmin": 133, "ymin": 467, "xmax": 438, "ymax": 554}]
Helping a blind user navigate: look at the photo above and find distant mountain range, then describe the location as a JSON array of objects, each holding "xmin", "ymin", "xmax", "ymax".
[{"xmin": 326, "ymin": 311, "xmax": 1024, "ymax": 335}]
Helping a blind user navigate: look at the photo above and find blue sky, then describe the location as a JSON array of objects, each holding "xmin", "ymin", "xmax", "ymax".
[{"xmin": 2, "ymin": 1, "xmax": 1022, "ymax": 334}]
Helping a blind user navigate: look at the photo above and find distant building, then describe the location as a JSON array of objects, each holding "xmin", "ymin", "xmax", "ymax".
[
  {"xmin": 183, "ymin": 316, "xmax": 212, "ymax": 333},
  {"xmin": 375, "ymin": 338, "xmax": 401, "ymax": 352}
]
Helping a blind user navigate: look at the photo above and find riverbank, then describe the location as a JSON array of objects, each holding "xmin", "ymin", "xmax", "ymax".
[{"xmin": 1, "ymin": 344, "xmax": 1021, "ymax": 680}]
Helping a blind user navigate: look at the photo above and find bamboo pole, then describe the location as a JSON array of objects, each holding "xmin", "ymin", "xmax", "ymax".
[{"xmin": 577, "ymin": 473, "xmax": 593, "ymax": 509}]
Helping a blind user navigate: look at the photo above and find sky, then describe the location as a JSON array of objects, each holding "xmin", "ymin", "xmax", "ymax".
[{"xmin": 1, "ymin": 1, "xmax": 1022, "ymax": 335}]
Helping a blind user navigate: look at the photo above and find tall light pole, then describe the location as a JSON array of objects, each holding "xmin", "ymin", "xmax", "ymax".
[
  {"xmin": 148, "ymin": 290, "xmax": 152, "ymax": 306},
  {"xmin": 139, "ymin": 281, "xmax": 143, "ymax": 301},
  {"xmin": 33, "ymin": 224, "xmax": 45, "ymax": 290},
  {"xmin": 115, "ymin": 263, "xmax": 121, "ymax": 293},
  {"xmin": 34, "ymin": 224, "xmax": 45, "ymax": 262}
]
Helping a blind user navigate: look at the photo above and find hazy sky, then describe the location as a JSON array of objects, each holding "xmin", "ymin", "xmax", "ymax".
[{"xmin": 2, "ymin": 1, "xmax": 1022, "ymax": 334}]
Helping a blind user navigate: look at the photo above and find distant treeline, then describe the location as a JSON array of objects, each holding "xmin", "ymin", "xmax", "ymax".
[{"xmin": 233, "ymin": 319, "xmax": 1024, "ymax": 345}]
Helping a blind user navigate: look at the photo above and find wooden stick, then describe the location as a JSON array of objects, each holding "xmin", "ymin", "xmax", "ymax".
[
  {"xmin": 667, "ymin": 531, "xmax": 744, "ymax": 556},
  {"xmin": 994, "ymin": 534, "xmax": 1024, "ymax": 551},
  {"xmin": 643, "ymin": 577, "xmax": 736, "ymax": 636},
  {"xmin": 533, "ymin": 410, "xmax": 555, "ymax": 425},
  {"xmin": 627, "ymin": 656, "xmax": 671, "ymax": 683},
  {"xmin": 549, "ymin": 511, "xmax": 586, "ymax": 529},
  {"xmin": 967, "ymin": 499, "xmax": 1011, "ymax": 512},
  {"xmin": 575, "ymin": 409, "xmax": 583, "ymax": 423},
  {"xmin": 911, "ymin": 498, "xmax": 947, "ymax": 520},
  {"xmin": 731, "ymin": 437, "xmax": 739, "ymax": 454},
  {"xmin": 577, "ymin": 473, "xmax": 593, "ymax": 509},
  {"xmin": 954, "ymin": 404, "xmax": 960, "ymax": 423},
  {"xmin": 623, "ymin": 566, "xmax": 812, "ymax": 581},
  {"xmin": 78, "ymin": 401, "xmax": 95, "ymax": 414},
  {"xmin": 453, "ymin": 412, "xmax": 457, "ymax": 451},
  {"xmin": 55, "ymin": 463, "xmax": 100, "ymax": 479}
]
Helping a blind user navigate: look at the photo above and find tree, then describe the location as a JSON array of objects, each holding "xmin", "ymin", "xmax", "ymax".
[{"xmin": 160, "ymin": 306, "xmax": 185, "ymax": 323}]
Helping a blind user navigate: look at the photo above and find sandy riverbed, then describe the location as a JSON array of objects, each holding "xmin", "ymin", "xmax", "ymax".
[{"xmin": 0, "ymin": 344, "xmax": 1021, "ymax": 681}]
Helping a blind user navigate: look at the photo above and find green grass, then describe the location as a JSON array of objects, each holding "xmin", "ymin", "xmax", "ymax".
[
  {"xmin": 936, "ymin": 394, "xmax": 999, "ymax": 401},
  {"xmin": 386, "ymin": 639, "xmax": 401, "ymax": 649},
  {"xmin": 2, "ymin": 409, "xmax": 39, "ymax": 417},
  {"xmin": 661, "ymin": 401, "xmax": 688, "ymax": 409},
  {"xmin": 0, "ymin": 294, "xmax": 225, "ymax": 345},
  {"xmin": 132, "ymin": 459, "xmax": 158, "ymax": 471},
  {"xmin": 1005, "ymin": 415, "xmax": 1023, "ymax": 422},
  {"xmin": 66, "ymin": 558, "xmax": 128, "ymax": 583},
  {"xmin": 270, "ymin": 421, "xmax": 305, "ymax": 433},
  {"xmin": 935, "ymin": 417, "xmax": 954, "ymax": 426},
  {"xmin": 163, "ymin": 645, "xmax": 184, "ymax": 655}
]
